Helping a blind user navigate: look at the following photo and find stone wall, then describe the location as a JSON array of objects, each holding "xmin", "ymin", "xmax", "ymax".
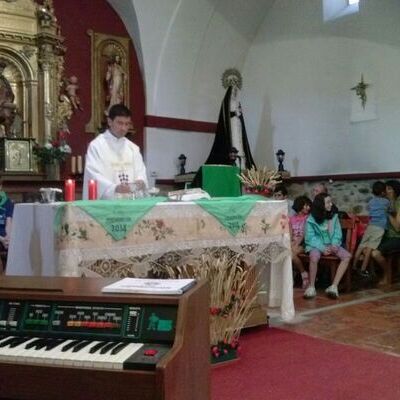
[{"xmin": 287, "ymin": 179, "xmax": 396, "ymax": 215}]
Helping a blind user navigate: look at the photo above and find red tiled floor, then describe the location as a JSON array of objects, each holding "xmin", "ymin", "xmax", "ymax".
[{"xmin": 275, "ymin": 282, "xmax": 400, "ymax": 356}]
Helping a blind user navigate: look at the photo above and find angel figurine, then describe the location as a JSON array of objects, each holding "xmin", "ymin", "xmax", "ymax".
[{"xmin": 65, "ymin": 75, "xmax": 83, "ymax": 111}]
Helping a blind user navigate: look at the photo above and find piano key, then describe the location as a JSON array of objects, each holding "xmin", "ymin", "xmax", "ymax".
[
  {"xmin": 23, "ymin": 338, "xmax": 65, "ymax": 364},
  {"xmin": 29, "ymin": 340, "xmax": 69, "ymax": 365},
  {"xmin": 60, "ymin": 341, "xmax": 87, "ymax": 366},
  {"xmin": 0, "ymin": 337, "xmax": 18, "ymax": 348},
  {"xmin": 71, "ymin": 341, "xmax": 103, "ymax": 368},
  {"xmin": 45, "ymin": 338, "xmax": 67, "ymax": 351},
  {"xmin": 61, "ymin": 339, "xmax": 81, "ymax": 352},
  {"xmin": 111, "ymin": 342, "xmax": 129, "ymax": 355},
  {"xmin": 25, "ymin": 338, "xmax": 45, "ymax": 350},
  {"xmin": 99, "ymin": 341, "xmax": 119, "ymax": 355},
  {"xmin": 0, "ymin": 337, "xmax": 39, "ymax": 363},
  {"xmin": 9, "ymin": 337, "xmax": 31, "ymax": 348},
  {"xmin": 89, "ymin": 342, "xmax": 143, "ymax": 370},
  {"xmin": 89, "ymin": 342, "xmax": 122, "ymax": 369},
  {"xmin": 111, "ymin": 343, "xmax": 143, "ymax": 370},
  {"xmin": 38, "ymin": 339, "xmax": 75, "ymax": 365},
  {"xmin": 72, "ymin": 340, "xmax": 91, "ymax": 353},
  {"xmin": 0, "ymin": 335, "xmax": 13, "ymax": 341},
  {"xmin": 43, "ymin": 339, "xmax": 77, "ymax": 366},
  {"xmin": 22, "ymin": 338, "xmax": 56, "ymax": 362},
  {"xmin": 62, "ymin": 340, "xmax": 116, "ymax": 368},
  {"xmin": 89, "ymin": 341, "xmax": 107, "ymax": 354}
]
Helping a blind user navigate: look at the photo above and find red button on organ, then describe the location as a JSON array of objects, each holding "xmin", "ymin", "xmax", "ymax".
[{"xmin": 143, "ymin": 349, "xmax": 158, "ymax": 356}]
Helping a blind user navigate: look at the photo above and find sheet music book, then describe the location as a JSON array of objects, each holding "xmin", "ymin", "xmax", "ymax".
[{"xmin": 102, "ymin": 278, "xmax": 196, "ymax": 295}]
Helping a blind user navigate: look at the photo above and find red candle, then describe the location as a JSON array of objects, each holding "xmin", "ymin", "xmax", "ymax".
[
  {"xmin": 88, "ymin": 179, "xmax": 97, "ymax": 200},
  {"xmin": 64, "ymin": 179, "xmax": 75, "ymax": 202}
]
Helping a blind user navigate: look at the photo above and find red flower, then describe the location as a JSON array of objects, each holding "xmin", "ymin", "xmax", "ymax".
[{"xmin": 210, "ymin": 307, "xmax": 221, "ymax": 316}]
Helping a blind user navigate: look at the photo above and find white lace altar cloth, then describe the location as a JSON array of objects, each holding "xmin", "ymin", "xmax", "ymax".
[{"xmin": 57, "ymin": 200, "xmax": 294, "ymax": 320}]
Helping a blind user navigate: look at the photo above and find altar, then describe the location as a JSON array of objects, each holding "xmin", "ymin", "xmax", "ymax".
[{"xmin": 7, "ymin": 198, "xmax": 294, "ymax": 321}]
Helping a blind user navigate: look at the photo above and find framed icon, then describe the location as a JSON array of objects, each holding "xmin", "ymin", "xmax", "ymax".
[{"xmin": 2, "ymin": 138, "xmax": 34, "ymax": 172}]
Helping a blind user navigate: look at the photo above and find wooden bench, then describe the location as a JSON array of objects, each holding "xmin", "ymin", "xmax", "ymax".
[
  {"xmin": 298, "ymin": 216, "xmax": 358, "ymax": 292},
  {"xmin": 354, "ymin": 215, "xmax": 399, "ymax": 285},
  {"xmin": 382, "ymin": 251, "xmax": 400, "ymax": 285}
]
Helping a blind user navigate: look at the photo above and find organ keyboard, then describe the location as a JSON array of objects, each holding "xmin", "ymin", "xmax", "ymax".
[{"xmin": 0, "ymin": 276, "xmax": 210, "ymax": 400}]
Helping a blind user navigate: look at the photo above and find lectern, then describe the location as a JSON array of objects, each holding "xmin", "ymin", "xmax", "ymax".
[{"xmin": 201, "ymin": 164, "xmax": 241, "ymax": 197}]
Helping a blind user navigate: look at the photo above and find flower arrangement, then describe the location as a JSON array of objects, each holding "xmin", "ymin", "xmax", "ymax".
[
  {"xmin": 33, "ymin": 136, "xmax": 71, "ymax": 165},
  {"xmin": 157, "ymin": 254, "xmax": 259, "ymax": 363},
  {"xmin": 238, "ymin": 166, "xmax": 282, "ymax": 196}
]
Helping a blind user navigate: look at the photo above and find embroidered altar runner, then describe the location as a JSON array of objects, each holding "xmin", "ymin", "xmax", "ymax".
[{"xmin": 6, "ymin": 199, "xmax": 294, "ymax": 321}]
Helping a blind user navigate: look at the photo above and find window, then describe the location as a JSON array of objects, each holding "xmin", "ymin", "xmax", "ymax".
[{"xmin": 323, "ymin": 0, "xmax": 359, "ymax": 22}]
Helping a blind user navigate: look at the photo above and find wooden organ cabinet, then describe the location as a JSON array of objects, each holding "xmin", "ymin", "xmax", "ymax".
[{"xmin": 0, "ymin": 277, "xmax": 210, "ymax": 400}]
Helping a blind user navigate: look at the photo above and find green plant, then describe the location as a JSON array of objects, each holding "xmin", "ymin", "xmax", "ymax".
[{"xmin": 33, "ymin": 139, "xmax": 71, "ymax": 164}]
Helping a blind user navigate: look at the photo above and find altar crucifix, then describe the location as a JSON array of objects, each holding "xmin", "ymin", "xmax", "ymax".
[{"xmin": 351, "ymin": 74, "xmax": 370, "ymax": 109}]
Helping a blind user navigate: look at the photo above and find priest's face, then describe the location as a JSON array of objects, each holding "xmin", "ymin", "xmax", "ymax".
[{"xmin": 108, "ymin": 116, "xmax": 131, "ymax": 138}]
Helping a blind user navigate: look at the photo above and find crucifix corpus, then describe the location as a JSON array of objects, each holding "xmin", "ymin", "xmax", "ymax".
[{"xmin": 351, "ymin": 74, "xmax": 370, "ymax": 109}]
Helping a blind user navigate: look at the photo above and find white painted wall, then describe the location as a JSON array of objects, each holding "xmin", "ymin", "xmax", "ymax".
[
  {"xmin": 110, "ymin": 0, "xmax": 273, "ymax": 179},
  {"xmin": 244, "ymin": 37, "xmax": 400, "ymax": 175},
  {"xmin": 242, "ymin": 0, "xmax": 400, "ymax": 175},
  {"xmin": 110, "ymin": 0, "xmax": 400, "ymax": 178}
]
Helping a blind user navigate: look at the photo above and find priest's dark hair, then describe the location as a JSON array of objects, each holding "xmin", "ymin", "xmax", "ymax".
[{"xmin": 108, "ymin": 104, "xmax": 131, "ymax": 120}]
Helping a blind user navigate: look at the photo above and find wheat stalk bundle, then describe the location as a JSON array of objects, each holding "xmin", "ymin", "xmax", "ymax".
[
  {"xmin": 238, "ymin": 166, "xmax": 282, "ymax": 190},
  {"xmin": 158, "ymin": 254, "xmax": 261, "ymax": 347}
]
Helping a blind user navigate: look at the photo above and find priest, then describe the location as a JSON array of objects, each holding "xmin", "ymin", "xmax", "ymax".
[{"xmin": 83, "ymin": 104, "xmax": 148, "ymax": 200}]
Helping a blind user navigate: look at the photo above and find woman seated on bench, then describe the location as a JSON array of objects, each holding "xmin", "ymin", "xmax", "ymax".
[
  {"xmin": 371, "ymin": 180, "xmax": 400, "ymax": 285},
  {"xmin": 303, "ymin": 193, "xmax": 351, "ymax": 299}
]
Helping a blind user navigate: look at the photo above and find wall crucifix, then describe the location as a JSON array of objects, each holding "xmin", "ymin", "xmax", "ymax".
[{"xmin": 351, "ymin": 74, "xmax": 370, "ymax": 109}]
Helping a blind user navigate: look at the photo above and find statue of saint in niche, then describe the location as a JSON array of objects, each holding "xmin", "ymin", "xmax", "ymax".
[
  {"xmin": 0, "ymin": 60, "xmax": 17, "ymax": 137},
  {"xmin": 104, "ymin": 54, "xmax": 126, "ymax": 116}
]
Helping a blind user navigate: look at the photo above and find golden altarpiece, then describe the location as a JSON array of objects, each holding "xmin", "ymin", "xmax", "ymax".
[{"xmin": 0, "ymin": 0, "xmax": 70, "ymax": 174}]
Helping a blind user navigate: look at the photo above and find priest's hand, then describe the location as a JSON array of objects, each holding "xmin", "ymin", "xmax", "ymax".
[
  {"xmin": 134, "ymin": 179, "xmax": 146, "ymax": 191},
  {"xmin": 115, "ymin": 183, "xmax": 132, "ymax": 194}
]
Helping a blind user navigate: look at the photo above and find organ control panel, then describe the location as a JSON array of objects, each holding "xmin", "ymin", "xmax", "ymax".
[
  {"xmin": 0, "ymin": 276, "xmax": 210, "ymax": 400},
  {"xmin": 0, "ymin": 299, "xmax": 176, "ymax": 344}
]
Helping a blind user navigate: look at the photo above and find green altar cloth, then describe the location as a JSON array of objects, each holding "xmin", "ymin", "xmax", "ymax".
[
  {"xmin": 195, "ymin": 195, "xmax": 265, "ymax": 236},
  {"xmin": 55, "ymin": 197, "xmax": 167, "ymax": 240},
  {"xmin": 201, "ymin": 165, "xmax": 241, "ymax": 197}
]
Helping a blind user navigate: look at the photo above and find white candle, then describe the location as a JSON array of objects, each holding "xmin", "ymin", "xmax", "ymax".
[
  {"xmin": 71, "ymin": 156, "xmax": 76, "ymax": 174},
  {"xmin": 77, "ymin": 155, "xmax": 83, "ymax": 174}
]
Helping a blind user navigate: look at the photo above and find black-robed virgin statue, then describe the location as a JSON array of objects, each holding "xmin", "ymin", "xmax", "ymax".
[{"xmin": 192, "ymin": 69, "xmax": 256, "ymax": 187}]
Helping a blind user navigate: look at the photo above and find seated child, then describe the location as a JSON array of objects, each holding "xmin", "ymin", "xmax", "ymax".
[
  {"xmin": 304, "ymin": 193, "xmax": 351, "ymax": 299},
  {"xmin": 273, "ymin": 184, "xmax": 294, "ymax": 216},
  {"xmin": 0, "ymin": 178, "xmax": 14, "ymax": 271},
  {"xmin": 289, "ymin": 195, "xmax": 312, "ymax": 288},
  {"xmin": 353, "ymin": 181, "xmax": 390, "ymax": 277}
]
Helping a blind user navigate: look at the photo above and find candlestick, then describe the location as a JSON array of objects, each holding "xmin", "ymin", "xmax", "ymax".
[
  {"xmin": 64, "ymin": 179, "xmax": 75, "ymax": 202},
  {"xmin": 88, "ymin": 179, "xmax": 97, "ymax": 200},
  {"xmin": 71, "ymin": 156, "xmax": 76, "ymax": 174},
  {"xmin": 77, "ymin": 155, "xmax": 83, "ymax": 174}
]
